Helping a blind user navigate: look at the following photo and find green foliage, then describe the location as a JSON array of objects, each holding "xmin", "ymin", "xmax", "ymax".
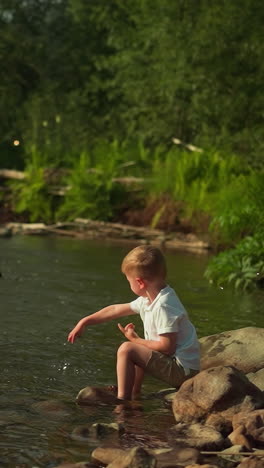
[
  {"xmin": 10, "ymin": 149, "xmax": 53, "ymax": 222},
  {"xmin": 210, "ymin": 171, "xmax": 264, "ymax": 243},
  {"xmin": 1, "ymin": 0, "xmax": 264, "ymax": 167},
  {"xmin": 56, "ymin": 150, "xmax": 126, "ymax": 221},
  {"xmin": 148, "ymin": 148, "xmax": 240, "ymax": 217},
  {"xmin": 205, "ymin": 234, "xmax": 264, "ymax": 291},
  {"xmin": 205, "ymin": 170, "xmax": 264, "ymax": 290}
]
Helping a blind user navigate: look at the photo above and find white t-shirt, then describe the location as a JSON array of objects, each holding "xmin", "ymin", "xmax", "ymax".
[{"xmin": 130, "ymin": 285, "xmax": 200, "ymax": 370}]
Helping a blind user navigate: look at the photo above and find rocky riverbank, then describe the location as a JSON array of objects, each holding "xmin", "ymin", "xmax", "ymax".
[
  {"xmin": 0, "ymin": 218, "xmax": 210, "ymax": 253},
  {"xmin": 29, "ymin": 327, "xmax": 264, "ymax": 468}
]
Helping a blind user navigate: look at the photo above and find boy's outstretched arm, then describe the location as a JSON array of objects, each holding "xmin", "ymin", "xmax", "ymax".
[{"xmin": 68, "ymin": 303, "xmax": 135, "ymax": 343}]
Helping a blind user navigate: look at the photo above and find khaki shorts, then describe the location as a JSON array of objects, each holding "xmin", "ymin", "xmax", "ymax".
[{"xmin": 145, "ymin": 351, "xmax": 199, "ymax": 388}]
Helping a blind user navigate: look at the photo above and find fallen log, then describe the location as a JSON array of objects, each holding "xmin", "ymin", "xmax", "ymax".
[
  {"xmin": 4, "ymin": 219, "xmax": 210, "ymax": 253},
  {"xmin": 0, "ymin": 169, "xmax": 25, "ymax": 180}
]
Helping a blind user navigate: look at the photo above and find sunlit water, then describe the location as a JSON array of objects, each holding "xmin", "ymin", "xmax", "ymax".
[{"xmin": 0, "ymin": 236, "xmax": 263, "ymax": 466}]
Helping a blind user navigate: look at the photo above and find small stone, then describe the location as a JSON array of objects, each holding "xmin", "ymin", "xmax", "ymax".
[
  {"xmin": 91, "ymin": 447, "xmax": 126, "ymax": 465},
  {"xmin": 205, "ymin": 413, "xmax": 232, "ymax": 435},
  {"xmin": 107, "ymin": 447, "xmax": 156, "ymax": 468},
  {"xmin": 236, "ymin": 455, "xmax": 264, "ymax": 468},
  {"xmin": 152, "ymin": 447, "xmax": 201, "ymax": 466},
  {"xmin": 90, "ymin": 422, "xmax": 125, "ymax": 437},
  {"xmin": 168, "ymin": 422, "xmax": 224, "ymax": 451},
  {"xmin": 228, "ymin": 425, "xmax": 253, "ymax": 451},
  {"xmin": 232, "ymin": 410, "xmax": 264, "ymax": 448}
]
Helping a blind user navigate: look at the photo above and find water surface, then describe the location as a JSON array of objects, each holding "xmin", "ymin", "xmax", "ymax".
[{"xmin": 0, "ymin": 236, "xmax": 263, "ymax": 466}]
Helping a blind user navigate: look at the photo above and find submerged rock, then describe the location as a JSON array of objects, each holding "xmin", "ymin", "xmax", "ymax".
[
  {"xmin": 31, "ymin": 399, "xmax": 71, "ymax": 418},
  {"xmin": 76, "ymin": 386, "xmax": 119, "ymax": 405},
  {"xmin": 71, "ymin": 425, "xmax": 91, "ymax": 442}
]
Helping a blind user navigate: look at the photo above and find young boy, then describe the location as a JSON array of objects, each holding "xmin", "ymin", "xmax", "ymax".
[{"xmin": 68, "ymin": 245, "xmax": 200, "ymax": 401}]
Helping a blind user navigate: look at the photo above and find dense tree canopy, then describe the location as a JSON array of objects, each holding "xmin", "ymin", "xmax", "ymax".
[{"xmin": 0, "ymin": 0, "xmax": 264, "ymax": 167}]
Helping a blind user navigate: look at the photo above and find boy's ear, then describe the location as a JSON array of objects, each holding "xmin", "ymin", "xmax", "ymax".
[{"xmin": 136, "ymin": 277, "xmax": 146, "ymax": 289}]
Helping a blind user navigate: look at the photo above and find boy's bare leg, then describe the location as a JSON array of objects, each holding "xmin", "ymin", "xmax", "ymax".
[
  {"xmin": 116, "ymin": 342, "xmax": 152, "ymax": 400},
  {"xmin": 132, "ymin": 365, "xmax": 145, "ymax": 399}
]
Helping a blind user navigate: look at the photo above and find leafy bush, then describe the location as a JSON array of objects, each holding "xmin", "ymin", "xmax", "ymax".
[
  {"xmin": 56, "ymin": 151, "xmax": 126, "ymax": 221},
  {"xmin": 148, "ymin": 148, "xmax": 240, "ymax": 217},
  {"xmin": 205, "ymin": 234, "xmax": 264, "ymax": 291},
  {"xmin": 210, "ymin": 171, "xmax": 264, "ymax": 243},
  {"xmin": 10, "ymin": 149, "xmax": 54, "ymax": 223}
]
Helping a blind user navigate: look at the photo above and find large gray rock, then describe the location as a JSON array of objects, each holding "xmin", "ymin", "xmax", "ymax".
[
  {"xmin": 172, "ymin": 366, "xmax": 264, "ymax": 424},
  {"xmin": 200, "ymin": 327, "xmax": 264, "ymax": 374},
  {"xmin": 246, "ymin": 369, "xmax": 264, "ymax": 392}
]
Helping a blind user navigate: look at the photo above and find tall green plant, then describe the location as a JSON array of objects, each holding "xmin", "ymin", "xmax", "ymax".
[
  {"xmin": 10, "ymin": 148, "xmax": 53, "ymax": 223},
  {"xmin": 210, "ymin": 171, "xmax": 264, "ymax": 244},
  {"xmin": 205, "ymin": 171, "xmax": 264, "ymax": 290},
  {"xmin": 56, "ymin": 151, "xmax": 126, "ymax": 221},
  {"xmin": 149, "ymin": 148, "xmax": 240, "ymax": 217}
]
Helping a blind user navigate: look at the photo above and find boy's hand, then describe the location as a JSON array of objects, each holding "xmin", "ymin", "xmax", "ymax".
[
  {"xmin": 68, "ymin": 322, "xmax": 84, "ymax": 343},
  {"xmin": 118, "ymin": 322, "xmax": 139, "ymax": 341}
]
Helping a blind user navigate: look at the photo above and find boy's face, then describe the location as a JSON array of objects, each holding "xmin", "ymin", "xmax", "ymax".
[{"xmin": 125, "ymin": 274, "xmax": 147, "ymax": 297}]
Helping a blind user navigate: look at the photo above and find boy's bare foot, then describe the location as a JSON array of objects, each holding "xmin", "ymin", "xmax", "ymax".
[{"xmin": 113, "ymin": 399, "xmax": 143, "ymax": 415}]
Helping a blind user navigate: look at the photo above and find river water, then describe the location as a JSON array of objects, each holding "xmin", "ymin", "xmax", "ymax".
[{"xmin": 0, "ymin": 235, "xmax": 263, "ymax": 466}]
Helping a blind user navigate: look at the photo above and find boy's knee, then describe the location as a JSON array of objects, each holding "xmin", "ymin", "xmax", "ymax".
[{"xmin": 117, "ymin": 341, "xmax": 133, "ymax": 356}]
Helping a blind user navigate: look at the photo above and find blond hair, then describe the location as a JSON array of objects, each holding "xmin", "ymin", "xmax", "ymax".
[{"xmin": 121, "ymin": 245, "xmax": 167, "ymax": 281}]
